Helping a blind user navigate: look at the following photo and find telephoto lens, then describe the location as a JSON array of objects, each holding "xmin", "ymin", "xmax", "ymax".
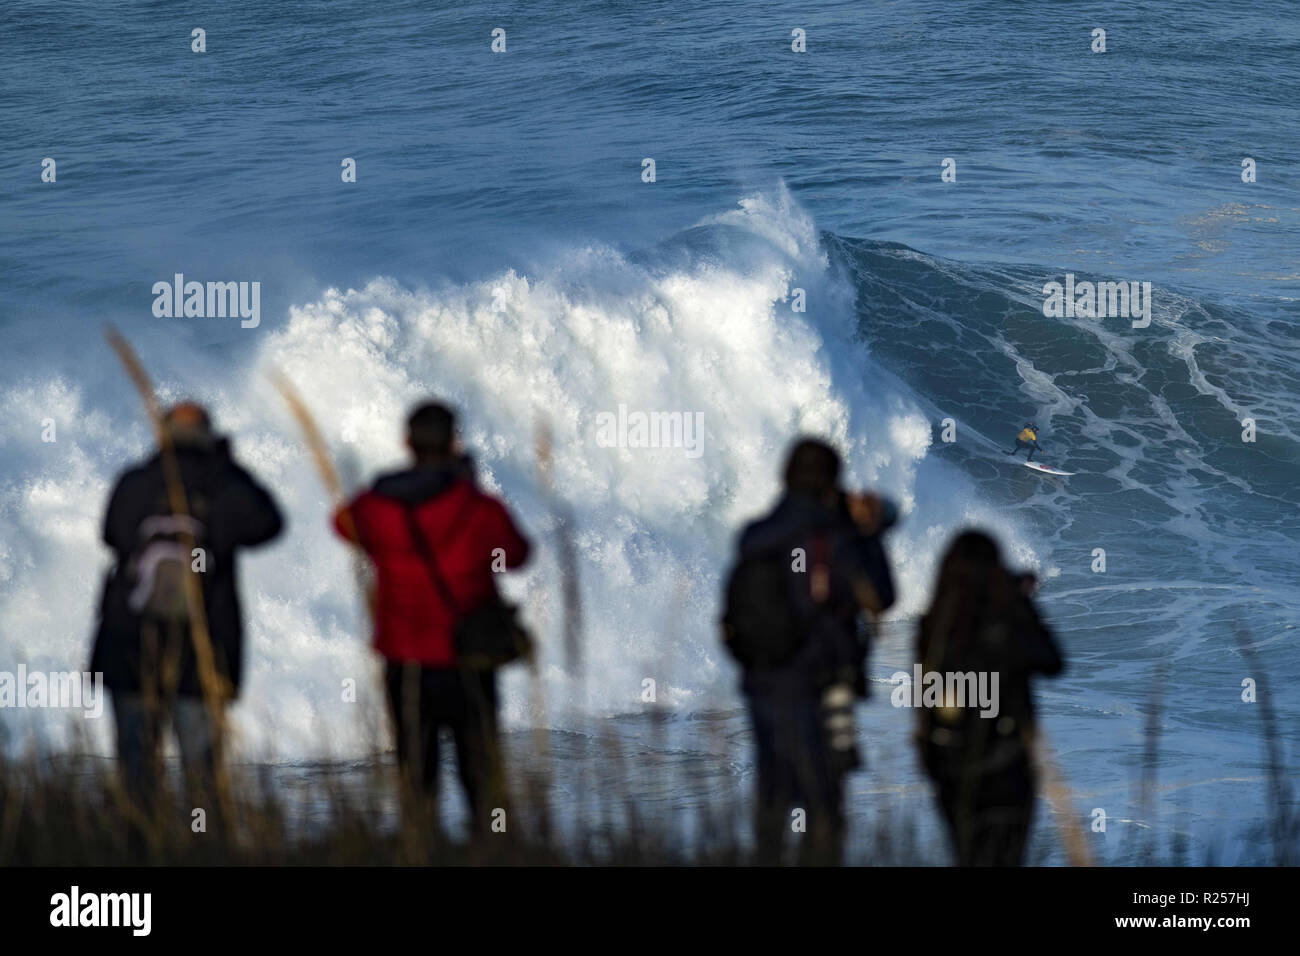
[{"xmin": 822, "ymin": 682, "xmax": 860, "ymax": 775}]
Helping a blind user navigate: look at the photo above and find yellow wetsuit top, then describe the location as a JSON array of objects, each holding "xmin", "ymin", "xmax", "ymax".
[{"xmin": 1018, "ymin": 427, "xmax": 1037, "ymax": 442}]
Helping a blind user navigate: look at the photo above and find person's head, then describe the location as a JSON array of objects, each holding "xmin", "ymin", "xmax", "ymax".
[
  {"xmin": 163, "ymin": 402, "xmax": 214, "ymax": 449},
  {"xmin": 406, "ymin": 401, "xmax": 459, "ymax": 463},
  {"xmin": 939, "ymin": 530, "xmax": 1002, "ymax": 580},
  {"xmin": 923, "ymin": 529, "xmax": 1020, "ymax": 648},
  {"xmin": 1026, "ymin": 422, "xmax": 1037, "ymax": 431},
  {"xmin": 782, "ymin": 437, "xmax": 842, "ymax": 503}
]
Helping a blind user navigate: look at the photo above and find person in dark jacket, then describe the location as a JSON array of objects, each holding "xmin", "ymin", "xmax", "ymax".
[
  {"xmin": 915, "ymin": 530, "xmax": 1064, "ymax": 866},
  {"xmin": 333, "ymin": 401, "xmax": 530, "ymax": 835},
  {"xmin": 724, "ymin": 437, "xmax": 896, "ymax": 864},
  {"xmin": 90, "ymin": 402, "xmax": 284, "ymax": 820}
]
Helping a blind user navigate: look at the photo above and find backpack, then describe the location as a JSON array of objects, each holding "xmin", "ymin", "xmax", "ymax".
[
  {"xmin": 722, "ymin": 534, "xmax": 828, "ymax": 671},
  {"xmin": 917, "ymin": 619, "xmax": 1027, "ymax": 781},
  {"xmin": 125, "ymin": 495, "xmax": 211, "ymax": 626}
]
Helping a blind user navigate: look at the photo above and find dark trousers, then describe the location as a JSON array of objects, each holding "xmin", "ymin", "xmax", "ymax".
[
  {"xmin": 934, "ymin": 756, "xmax": 1035, "ymax": 866},
  {"xmin": 1008, "ymin": 439, "xmax": 1041, "ymax": 461},
  {"xmin": 385, "ymin": 663, "xmax": 502, "ymax": 833},
  {"xmin": 747, "ymin": 691, "xmax": 844, "ymax": 865},
  {"xmin": 112, "ymin": 692, "xmax": 222, "ymax": 824}
]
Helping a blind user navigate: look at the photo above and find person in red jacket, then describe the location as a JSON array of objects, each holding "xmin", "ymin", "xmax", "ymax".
[{"xmin": 334, "ymin": 402, "xmax": 530, "ymax": 833}]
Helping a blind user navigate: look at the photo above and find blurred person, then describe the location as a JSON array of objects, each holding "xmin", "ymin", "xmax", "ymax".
[
  {"xmin": 334, "ymin": 401, "xmax": 530, "ymax": 837},
  {"xmin": 91, "ymin": 402, "xmax": 284, "ymax": 825},
  {"xmin": 722, "ymin": 437, "xmax": 896, "ymax": 864},
  {"xmin": 915, "ymin": 530, "xmax": 1064, "ymax": 866}
]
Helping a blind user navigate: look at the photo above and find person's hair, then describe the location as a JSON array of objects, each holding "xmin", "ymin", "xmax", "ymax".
[
  {"xmin": 920, "ymin": 529, "xmax": 1022, "ymax": 665},
  {"xmin": 407, "ymin": 401, "xmax": 456, "ymax": 457},
  {"xmin": 163, "ymin": 401, "xmax": 213, "ymax": 447},
  {"xmin": 782, "ymin": 437, "xmax": 841, "ymax": 498}
]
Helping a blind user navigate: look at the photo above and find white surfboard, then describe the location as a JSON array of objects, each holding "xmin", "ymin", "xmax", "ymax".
[{"xmin": 1023, "ymin": 461, "xmax": 1074, "ymax": 476}]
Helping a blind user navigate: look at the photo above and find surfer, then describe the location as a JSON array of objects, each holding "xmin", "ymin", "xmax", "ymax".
[{"xmin": 1004, "ymin": 423, "xmax": 1042, "ymax": 462}]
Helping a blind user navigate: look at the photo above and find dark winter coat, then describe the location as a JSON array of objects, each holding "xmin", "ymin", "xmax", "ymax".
[
  {"xmin": 732, "ymin": 491, "xmax": 895, "ymax": 697},
  {"xmin": 90, "ymin": 439, "xmax": 284, "ymax": 697}
]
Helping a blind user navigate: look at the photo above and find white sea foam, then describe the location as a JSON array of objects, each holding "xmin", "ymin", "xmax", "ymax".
[{"xmin": 0, "ymin": 190, "xmax": 1034, "ymax": 760}]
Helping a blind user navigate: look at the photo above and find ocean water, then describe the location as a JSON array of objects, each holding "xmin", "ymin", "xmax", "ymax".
[{"xmin": 2, "ymin": 1, "xmax": 1298, "ymax": 863}]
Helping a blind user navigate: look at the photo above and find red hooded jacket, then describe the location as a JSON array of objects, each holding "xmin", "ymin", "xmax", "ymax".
[{"xmin": 334, "ymin": 462, "xmax": 530, "ymax": 668}]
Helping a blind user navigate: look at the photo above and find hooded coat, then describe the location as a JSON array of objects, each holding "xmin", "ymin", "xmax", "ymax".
[
  {"xmin": 335, "ymin": 460, "xmax": 530, "ymax": 668},
  {"xmin": 90, "ymin": 438, "xmax": 284, "ymax": 698},
  {"xmin": 731, "ymin": 491, "xmax": 895, "ymax": 697}
]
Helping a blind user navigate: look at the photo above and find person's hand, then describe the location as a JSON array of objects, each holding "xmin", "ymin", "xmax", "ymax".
[{"xmin": 846, "ymin": 492, "xmax": 885, "ymax": 534}]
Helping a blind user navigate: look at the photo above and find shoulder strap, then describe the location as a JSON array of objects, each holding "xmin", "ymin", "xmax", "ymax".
[
  {"xmin": 401, "ymin": 487, "xmax": 479, "ymax": 618},
  {"xmin": 808, "ymin": 530, "xmax": 831, "ymax": 604}
]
